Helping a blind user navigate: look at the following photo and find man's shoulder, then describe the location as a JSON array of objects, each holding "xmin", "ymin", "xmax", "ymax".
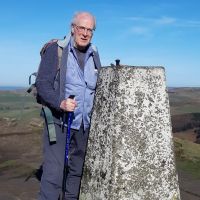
[
  {"xmin": 57, "ymin": 36, "xmax": 70, "ymax": 49},
  {"xmin": 91, "ymin": 44, "xmax": 98, "ymax": 52}
]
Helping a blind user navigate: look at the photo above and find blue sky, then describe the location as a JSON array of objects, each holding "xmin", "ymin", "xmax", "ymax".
[{"xmin": 0, "ymin": 0, "xmax": 200, "ymax": 87}]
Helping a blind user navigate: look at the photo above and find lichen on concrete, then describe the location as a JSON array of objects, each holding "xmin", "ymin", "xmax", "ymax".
[{"xmin": 80, "ymin": 66, "xmax": 180, "ymax": 200}]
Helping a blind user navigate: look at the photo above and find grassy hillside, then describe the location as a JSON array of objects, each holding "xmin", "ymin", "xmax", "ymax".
[
  {"xmin": 0, "ymin": 90, "xmax": 39, "ymax": 116},
  {"xmin": 168, "ymin": 87, "xmax": 200, "ymax": 179},
  {"xmin": 168, "ymin": 87, "xmax": 200, "ymax": 115},
  {"xmin": 0, "ymin": 90, "xmax": 43, "ymax": 182},
  {"xmin": 174, "ymin": 137, "xmax": 200, "ymax": 178},
  {"xmin": 0, "ymin": 90, "xmax": 42, "ymax": 132}
]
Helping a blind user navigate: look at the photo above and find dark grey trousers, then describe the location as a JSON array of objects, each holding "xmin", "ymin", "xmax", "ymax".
[{"xmin": 38, "ymin": 123, "xmax": 89, "ymax": 200}]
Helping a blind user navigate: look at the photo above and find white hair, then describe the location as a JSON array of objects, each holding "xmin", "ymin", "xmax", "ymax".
[{"xmin": 71, "ymin": 11, "xmax": 96, "ymax": 30}]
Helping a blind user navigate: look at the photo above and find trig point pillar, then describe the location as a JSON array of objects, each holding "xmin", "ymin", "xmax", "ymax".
[{"xmin": 80, "ymin": 65, "xmax": 180, "ymax": 200}]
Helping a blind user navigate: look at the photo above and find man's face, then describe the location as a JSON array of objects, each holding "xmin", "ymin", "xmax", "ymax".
[{"xmin": 72, "ymin": 15, "xmax": 94, "ymax": 50}]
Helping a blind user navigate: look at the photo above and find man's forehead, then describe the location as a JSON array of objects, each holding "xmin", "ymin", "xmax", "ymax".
[
  {"xmin": 77, "ymin": 14, "xmax": 93, "ymax": 21},
  {"xmin": 77, "ymin": 16, "xmax": 94, "ymax": 26}
]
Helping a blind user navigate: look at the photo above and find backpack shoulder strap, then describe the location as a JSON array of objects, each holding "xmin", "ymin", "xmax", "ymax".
[
  {"xmin": 57, "ymin": 35, "xmax": 70, "ymax": 48},
  {"xmin": 57, "ymin": 46, "xmax": 63, "ymax": 69},
  {"xmin": 57, "ymin": 35, "xmax": 70, "ymax": 69},
  {"xmin": 91, "ymin": 45, "xmax": 101, "ymax": 70}
]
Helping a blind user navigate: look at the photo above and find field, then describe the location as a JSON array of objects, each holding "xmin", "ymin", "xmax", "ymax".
[
  {"xmin": 0, "ymin": 87, "xmax": 200, "ymax": 199},
  {"xmin": 0, "ymin": 89, "xmax": 42, "ymax": 199},
  {"xmin": 169, "ymin": 87, "xmax": 200, "ymax": 115},
  {"xmin": 169, "ymin": 88, "xmax": 200, "ymax": 199}
]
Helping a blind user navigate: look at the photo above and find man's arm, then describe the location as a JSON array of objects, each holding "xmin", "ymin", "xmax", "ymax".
[{"xmin": 36, "ymin": 43, "xmax": 62, "ymax": 111}]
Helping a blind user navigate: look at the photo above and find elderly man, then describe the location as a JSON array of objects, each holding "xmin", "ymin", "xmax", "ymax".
[{"xmin": 36, "ymin": 11, "xmax": 101, "ymax": 200}]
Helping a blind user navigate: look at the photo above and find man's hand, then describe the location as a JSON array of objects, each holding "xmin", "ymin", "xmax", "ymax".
[{"xmin": 60, "ymin": 98, "xmax": 77, "ymax": 112}]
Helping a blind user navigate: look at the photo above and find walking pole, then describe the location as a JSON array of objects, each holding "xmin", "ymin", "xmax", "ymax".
[{"xmin": 61, "ymin": 95, "xmax": 75, "ymax": 200}]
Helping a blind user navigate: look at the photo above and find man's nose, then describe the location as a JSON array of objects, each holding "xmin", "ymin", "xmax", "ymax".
[{"xmin": 82, "ymin": 29, "xmax": 88, "ymax": 36}]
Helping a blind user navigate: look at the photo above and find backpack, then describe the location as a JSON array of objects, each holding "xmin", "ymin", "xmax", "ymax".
[{"xmin": 27, "ymin": 37, "xmax": 69, "ymax": 103}]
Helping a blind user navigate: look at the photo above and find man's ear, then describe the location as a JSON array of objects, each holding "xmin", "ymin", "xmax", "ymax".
[
  {"xmin": 71, "ymin": 24, "xmax": 74, "ymax": 34},
  {"xmin": 71, "ymin": 28, "xmax": 74, "ymax": 36}
]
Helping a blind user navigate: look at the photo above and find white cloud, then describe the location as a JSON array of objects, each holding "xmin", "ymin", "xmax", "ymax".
[
  {"xmin": 177, "ymin": 20, "xmax": 200, "ymax": 28},
  {"xmin": 124, "ymin": 15, "xmax": 200, "ymax": 28},
  {"xmin": 124, "ymin": 15, "xmax": 200, "ymax": 38},
  {"xmin": 123, "ymin": 16, "xmax": 144, "ymax": 21},
  {"xmin": 155, "ymin": 16, "xmax": 176, "ymax": 25},
  {"xmin": 124, "ymin": 16, "xmax": 176, "ymax": 25},
  {"xmin": 130, "ymin": 26, "xmax": 149, "ymax": 35}
]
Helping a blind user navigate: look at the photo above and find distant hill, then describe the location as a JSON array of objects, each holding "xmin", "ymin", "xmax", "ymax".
[
  {"xmin": 0, "ymin": 89, "xmax": 41, "ymax": 133},
  {"xmin": 168, "ymin": 87, "xmax": 200, "ymax": 115},
  {"xmin": 0, "ymin": 86, "xmax": 26, "ymax": 91},
  {"xmin": 168, "ymin": 87, "xmax": 200, "ymax": 143}
]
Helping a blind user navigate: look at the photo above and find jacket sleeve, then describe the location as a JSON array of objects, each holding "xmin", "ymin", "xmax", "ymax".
[{"xmin": 35, "ymin": 43, "xmax": 62, "ymax": 111}]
